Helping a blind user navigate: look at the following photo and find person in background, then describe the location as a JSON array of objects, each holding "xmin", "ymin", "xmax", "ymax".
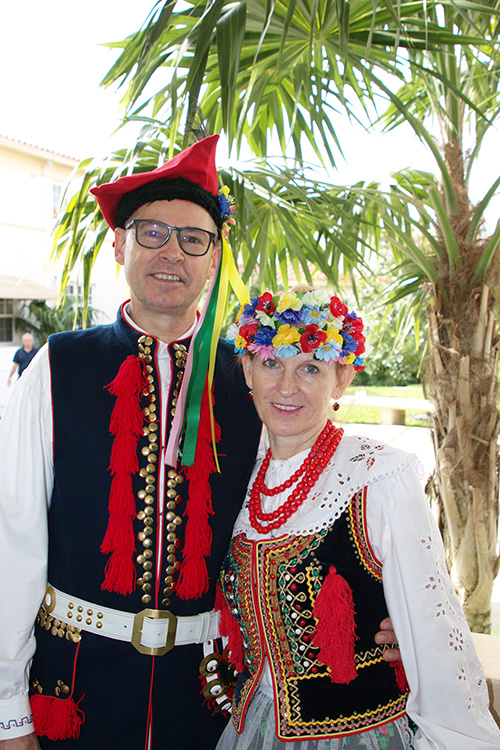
[
  {"xmin": 7, "ymin": 333, "xmax": 38, "ymax": 385},
  {"xmin": 216, "ymin": 288, "xmax": 500, "ymax": 750}
]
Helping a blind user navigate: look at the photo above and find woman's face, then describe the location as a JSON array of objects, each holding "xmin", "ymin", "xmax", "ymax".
[{"xmin": 242, "ymin": 352, "xmax": 354, "ymax": 459}]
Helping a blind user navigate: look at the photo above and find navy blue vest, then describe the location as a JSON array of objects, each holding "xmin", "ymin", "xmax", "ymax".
[{"xmin": 30, "ymin": 308, "xmax": 261, "ymax": 749}]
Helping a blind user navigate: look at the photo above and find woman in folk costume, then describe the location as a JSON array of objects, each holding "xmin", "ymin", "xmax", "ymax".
[{"xmin": 215, "ymin": 289, "xmax": 500, "ymax": 750}]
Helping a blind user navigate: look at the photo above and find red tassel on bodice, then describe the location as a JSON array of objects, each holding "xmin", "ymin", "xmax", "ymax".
[{"xmin": 312, "ymin": 565, "xmax": 359, "ymax": 684}]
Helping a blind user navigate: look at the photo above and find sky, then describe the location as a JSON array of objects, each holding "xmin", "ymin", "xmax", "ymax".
[
  {"xmin": 1, "ymin": 1, "xmax": 498, "ymax": 225},
  {"xmin": 1, "ymin": 1, "xmax": 155, "ymax": 159}
]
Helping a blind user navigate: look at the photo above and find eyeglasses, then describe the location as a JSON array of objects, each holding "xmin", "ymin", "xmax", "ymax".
[{"xmin": 125, "ymin": 219, "xmax": 216, "ymax": 256}]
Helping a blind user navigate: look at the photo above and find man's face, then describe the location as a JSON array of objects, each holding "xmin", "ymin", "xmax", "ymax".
[
  {"xmin": 22, "ymin": 334, "xmax": 34, "ymax": 351},
  {"xmin": 114, "ymin": 199, "xmax": 220, "ymax": 332}
]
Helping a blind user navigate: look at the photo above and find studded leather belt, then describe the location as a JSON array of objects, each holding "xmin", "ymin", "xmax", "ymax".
[{"xmin": 42, "ymin": 585, "xmax": 220, "ymax": 656}]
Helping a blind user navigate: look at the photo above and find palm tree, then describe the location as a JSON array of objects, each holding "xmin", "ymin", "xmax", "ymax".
[
  {"xmin": 52, "ymin": 0, "xmax": 500, "ymax": 629},
  {"xmin": 16, "ymin": 298, "xmax": 99, "ymax": 345}
]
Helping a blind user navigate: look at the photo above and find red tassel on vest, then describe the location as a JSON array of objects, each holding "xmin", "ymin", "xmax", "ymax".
[
  {"xmin": 101, "ymin": 355, "xmax": 147, "ymax": 595},
  {"xmin": 31, "ymin": 694, "xmax": 85, "ymax": 741},
  {"xmin": 215, "ymin": 583, "xmax": 244, "ymax": 673},
  {"xmin": 312, "ymin": 565, "xmax": 359, "ymax": 684},
  {"xmin": 176, "ymin": 384, "xmax": 221, "ymax": 600},
  {"xmin": 31, "ymin": 641, "xmax": 85, "ymax": 740}
]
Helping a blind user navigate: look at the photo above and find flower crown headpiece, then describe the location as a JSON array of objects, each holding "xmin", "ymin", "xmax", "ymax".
[{"xmin": 226, "ymin": 290, "xmax": 366, "ymax": 370}]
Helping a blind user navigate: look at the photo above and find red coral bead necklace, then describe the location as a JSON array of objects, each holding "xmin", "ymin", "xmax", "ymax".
[{"xmin": 249, "ymin": 420, "xmax": 343, "ymax": 533}]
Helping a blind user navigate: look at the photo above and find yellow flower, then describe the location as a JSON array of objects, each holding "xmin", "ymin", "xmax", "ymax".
[
  {"xmin": 342, "ymin": 352, "xmax": 356, "ymax": 365},
  {"xmin": 273, "ymin": 324, "xmax": 301, "ymax": 348},
  {"xmin": 326, "ymin": 327, "xmax": 343, "ymax": 345},
  {"xmin": 220, "ymin": 185, "xmax": 230, "ymax": 196},
  {"xmin": 277, "ymin": 292, "xmax": 302, "ymax": 313},
  {"xmin": 235, "ymin": 334, "xmax": 248, "ymax": 350}
]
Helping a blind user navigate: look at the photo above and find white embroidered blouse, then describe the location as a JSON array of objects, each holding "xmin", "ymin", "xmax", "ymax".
[{"xmin": 232, "ymin": 434, "xmax": 500, "ymax": 750}]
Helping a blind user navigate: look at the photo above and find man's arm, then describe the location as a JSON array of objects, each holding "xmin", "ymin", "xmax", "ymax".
[
  {"xmin": 0, "ymin": 346, "xmax": 52, "ymax": 743},
  {"xmin": 7, "ymin": 362, "xmax": 18, "ymax": 386}
]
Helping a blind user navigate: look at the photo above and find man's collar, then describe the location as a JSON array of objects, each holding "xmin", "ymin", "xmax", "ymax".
[{"xmin": 122, "ymin": 302, "xmax": 196, "ymax": 344}]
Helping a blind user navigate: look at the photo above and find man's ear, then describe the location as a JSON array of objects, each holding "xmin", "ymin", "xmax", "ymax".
[
  {"xmin": 114, "ymin": 228, "xmax": 126, "ymax": 266},
  {"xmin": 207, "ymin": 243, "xmax": 221, "ymax": 281},
  {"xmin": 332, "ymin": 364, "xmax": 356, "ymax": 399},
  {"xmin": 241, "ymin": 354, "xmax": 253, "ymax": 391}
]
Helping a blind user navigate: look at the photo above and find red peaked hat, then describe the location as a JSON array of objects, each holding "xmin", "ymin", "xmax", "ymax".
[{"xmin": 91, "ymin": 135, "xmax": 220, "ymax": 230}]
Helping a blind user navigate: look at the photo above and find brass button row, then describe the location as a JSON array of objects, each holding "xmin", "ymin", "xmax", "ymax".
[{"xmin": 137, "ymin": 339, "xmax": 159, "ymax": 606}]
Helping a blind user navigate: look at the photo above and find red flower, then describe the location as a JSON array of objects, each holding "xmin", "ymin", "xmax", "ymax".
[
  {"xmin": 256, "ymin": 292, "xmax": 275, "ymax": 314},
  {"xmin": 329, "ymin": 296, "xmax": 348, "ymax": 318},
  {"xmin": 300, "ymin": 325, "xmax": 327, "ymax": 353},
  {"xmin": 239, "ymin": 323, "xmax": 258, "ymax": 343}
]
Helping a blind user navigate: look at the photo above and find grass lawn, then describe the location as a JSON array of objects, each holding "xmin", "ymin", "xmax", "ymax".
[{"xmin": 337, "ymin": 384, "xmax": 432, "ymax": 427}]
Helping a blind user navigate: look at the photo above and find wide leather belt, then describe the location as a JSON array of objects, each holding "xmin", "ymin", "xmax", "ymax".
[{"xmin": 43, "ymin": 585, "xmax": 220, "ymax": 656}]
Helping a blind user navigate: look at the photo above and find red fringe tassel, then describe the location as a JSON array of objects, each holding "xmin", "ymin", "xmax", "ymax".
[
  {"xmin": 31, "ymin": 694, "xmax": 85, "ymax": 741},
  {"xmin": 176, "ymin": 385, "xmax": 220, "ymax": 600},
  {"xmin": 312, "ymin": 565, "xmax": 359, "ymax": 684},
  {"xmin": 101, "ymin": 355, "xmax": 147, "ymax": 595},
  {"xmin": 215, "ymin": 583, "xmax": 244, "ymax": 673},
  {"xmin": 391, "ymin": 660, "xmax": 409, "ymax": 693}
]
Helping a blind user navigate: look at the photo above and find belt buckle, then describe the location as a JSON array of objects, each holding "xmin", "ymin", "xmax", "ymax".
[{"xmin": 132, "ymin": 608, "xmax": 177, "ymax": 655}]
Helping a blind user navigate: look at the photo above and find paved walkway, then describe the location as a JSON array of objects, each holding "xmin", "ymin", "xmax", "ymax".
[{"xmin": 343, "ymin": 423, "xmax": 500, "ymax": 633}]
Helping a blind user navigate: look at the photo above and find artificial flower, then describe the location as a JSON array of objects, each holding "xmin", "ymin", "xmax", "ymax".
[
  {"xmin": 248, "ymin": 342, "xmax": 276, "ymax": 361},
  {"xmin": 302, "ymin": 290, "xmax": 330, "ymax": 307},
  {"xmin": 275, "ymin": 344, "xmax": 301, "ymax": 358},
  {"xmin": 315, "ymin": 341, "xmax": 343, "ymax": 363},
  {"xmin": 238, "ymin": 323, "xmax": 258, "ymax": 343},
  {"xmin": 330, "ymin": 296, "xmax": 348, "ymax": 318},
  {"xmin": 234, "ymin": 334, "xmax": 248, "ymax": 351},
  {"xmin": 272, "ymin": 324, "xmax": 301, "ymax": 348},
  {"xmin": 300, "ymin": 325, "xmax": 327, "ymax": 353},
  {"xmin": 256, "ymin": 292, "xmax": 275, "ymax": 315},
  {"xmin": 276, "ymin": 291, "xmax": 302, "ymax": 313}
]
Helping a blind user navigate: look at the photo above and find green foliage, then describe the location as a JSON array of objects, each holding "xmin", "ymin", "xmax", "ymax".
[{"xmin": 15, "ymin": 298, "xmax": 100, "ymax": 346}]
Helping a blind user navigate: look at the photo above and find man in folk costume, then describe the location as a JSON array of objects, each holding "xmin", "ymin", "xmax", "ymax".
[{"xmin": 0, "ymin": 136, "xmax": 262, "ymax": 749}]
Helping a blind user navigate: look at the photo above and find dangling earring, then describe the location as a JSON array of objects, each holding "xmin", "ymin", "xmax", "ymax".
[
  {"xmin": 333, "ymin": 401, "xmax": 340, "ymax": 411},
  {"xmin": 248, "ymin": 389, "xmax": 254, "ymax": 401}
]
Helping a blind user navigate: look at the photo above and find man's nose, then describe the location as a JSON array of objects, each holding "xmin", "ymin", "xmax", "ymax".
[{"xmin": 160, "ymin": 231, "xmax": 184, "ymax": 261}]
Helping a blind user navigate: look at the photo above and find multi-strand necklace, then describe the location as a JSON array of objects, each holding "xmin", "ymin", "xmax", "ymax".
[{"xmin": 249, "ymin": 420, "xmax": 344, "ymax": 533}]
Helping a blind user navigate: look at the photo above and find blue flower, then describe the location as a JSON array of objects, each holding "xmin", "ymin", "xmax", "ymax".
[
  {"xmin": 239, "ymin": 297, "xmax": 259, "ymax": 324},
  {"xmin": 314, "ymin": 342, "xmax": 341, "ymax": 362},
  {"xmin": 340, "ymin": 332, "xmax": 357, "ymax": 357},
  {"xmin": 254, "ymin": 327, "xmax": 276, "ymax": 346},
  {"xmin": 275, "ymin": 344, "xmax": 301, "ymax": 358},
  {"xmin": 275, "ymin": 308, "xmax": 304, "ymax": 327}
]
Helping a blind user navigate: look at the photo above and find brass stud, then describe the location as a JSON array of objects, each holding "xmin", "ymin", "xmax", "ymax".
[
  {"xmin": 142, "ymin": 594, "xmax": 152, "ymax": 605},
  {"xmin": 86, "ymin": 618, "xmax": 92, "ymax": 626},
  {"xmin": 143, "ymin": 538, "xmax": 153, "ymax": 548},
  {"xmin": 68, "ymin": 602, "xmax": 74, "ymax": 610},
  {"xmin": 96, "ymin": 622, "xmax": 103, "ymax": 630}
]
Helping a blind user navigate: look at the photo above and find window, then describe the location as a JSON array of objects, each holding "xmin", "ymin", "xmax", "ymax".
[
  {"xmin": 67, "ymin": 284, "xmax": 93, "ymax": 307},
  {"xmin": 0, "ymin": 299, "xmax": 14, "ymax": 342}
]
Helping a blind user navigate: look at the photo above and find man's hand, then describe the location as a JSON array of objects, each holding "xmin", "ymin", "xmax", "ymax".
[
  {"xmin": 375, "ymin": 616, "xmax": 401, "ymax": 662},
  {"xmin": 0, "ymin": 734, "xmax": 40, "ymax": 749}
]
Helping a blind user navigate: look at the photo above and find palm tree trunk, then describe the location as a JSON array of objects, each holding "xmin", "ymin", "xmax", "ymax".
[{"xmin": 426, "ymin": 284, "xmax": 500, "ymax": 632}]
